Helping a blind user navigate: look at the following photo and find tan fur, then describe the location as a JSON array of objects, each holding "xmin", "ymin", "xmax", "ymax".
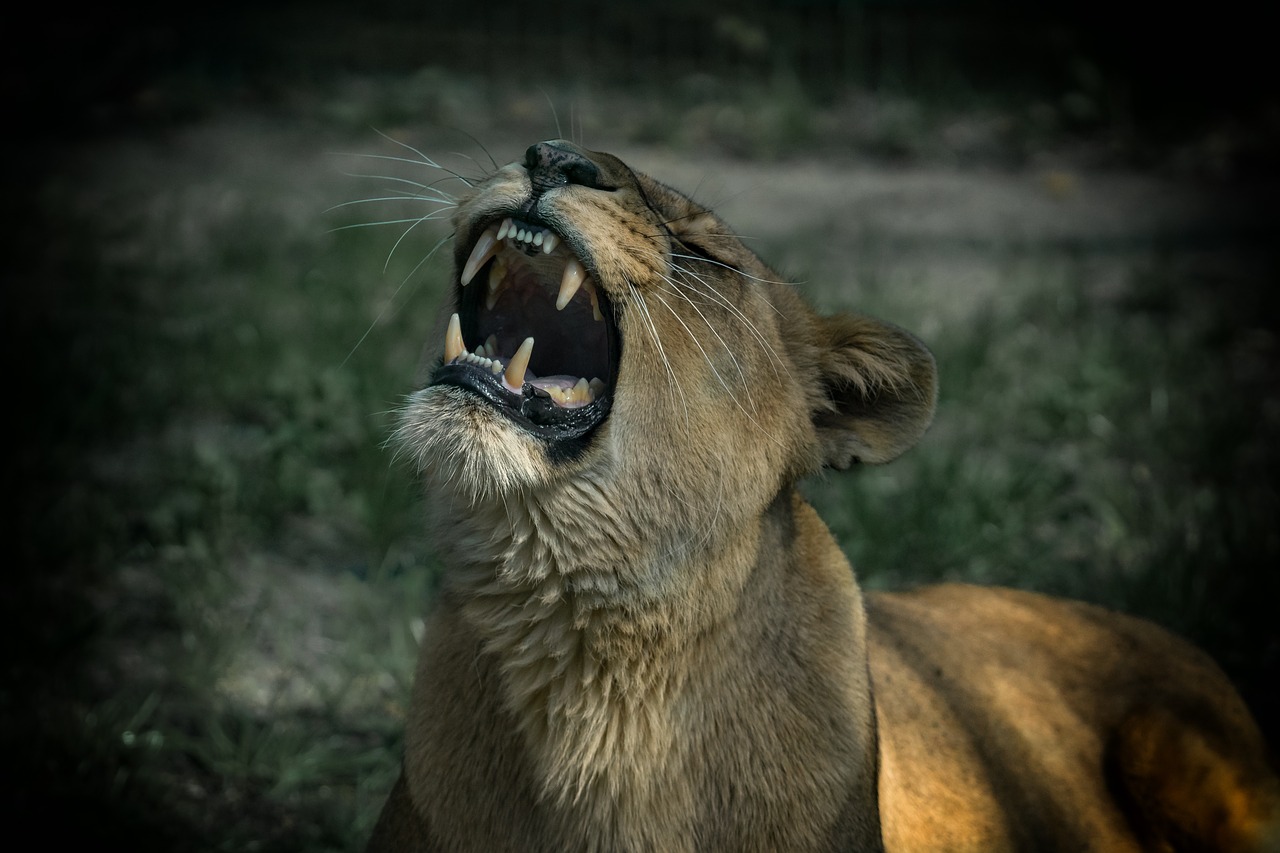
[{"xmin": 369, "ymin": 142, "xmax": 1280, "ymax": 852}]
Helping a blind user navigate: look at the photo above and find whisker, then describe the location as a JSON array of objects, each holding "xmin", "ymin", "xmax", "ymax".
[
  {"xmin": 440, "ymin": 126, "xmax": 500, "ymax": 172},
  {"xmin": 617, "ymin": 241, "xmax": 788, "ymax": 380},
  {"xmin": 648, "ymin": 285, "xmax": 786, "ymax": 451},
  {"xmin": 371, "ymin": 127, "xmax": 446, "ymax": 167},
  {"xmin": 341, "ymin": 231, "xmax": 452, "ymax": 369},
  {"xmin": 327, "ymin": 195, "xmax": 457, "ymax": 213},
  {"xmin": 672, "ymin": 267, "xmax": 788, "ymax": 380},
  {"xmin": 371, "ymin": 128, "xmax": 485, "ymax": 187},
  {"xmin": 337, "ymin": 169, "xmax": 460, "ymax": 198},
  {"xmin": 668, "ymin": 251, "xmax": 795, "ymax": 290},
  {"xmin": 654, "ymin": 274, "xmax": 750, "ymax": 390},
  {"xmin": 625, "ymin": 283, "xmax": 690, "ymax": 431},
  {"xmin": 541, "ymin": 89, "xmax": 563, "ymax": 140},
  {"xmin": 346, "ymin": 151, "xmax": 475, "ymax": 190},
  {"xmin": 616, "ymin": 240, "xmax": 790, "ymax": 446},
  {"xmin": 327, "ymin": 209, "xmax": 455, "ymax": 234},
  {"xmin": 384, "ymin": 214, "xmax": 453, "ymax": 272},
  {"xmin": 440, "ymin": 150, "xmax": 494, "ymax": 181}
]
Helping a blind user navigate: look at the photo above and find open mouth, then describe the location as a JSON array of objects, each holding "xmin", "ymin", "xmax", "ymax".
[{"xmin": 429, "ymin": 216, "xmax": 618, "ymax": 447}]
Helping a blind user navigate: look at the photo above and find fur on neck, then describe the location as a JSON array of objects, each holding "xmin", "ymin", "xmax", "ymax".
[{"xmin": 428, "ymin": 471, "xmax": 759, "ymax": 812}]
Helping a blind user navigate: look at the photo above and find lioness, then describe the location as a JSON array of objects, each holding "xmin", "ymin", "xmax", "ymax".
[{"xmin": 369, "ymin": 141, "xmax": 1280, "ymax": 852}]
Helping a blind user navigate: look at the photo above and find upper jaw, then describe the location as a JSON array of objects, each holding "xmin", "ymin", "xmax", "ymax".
[{"xmin": 429, "ymin": 213, "xmax": 619, "ymax": 449}]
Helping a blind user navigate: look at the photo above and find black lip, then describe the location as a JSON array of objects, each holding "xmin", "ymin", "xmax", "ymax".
[
  {"xmin": 430, "ymin": 362, "xmax": 613, "ymax": 446},
  {"xmin": 430, "ymin": 216, "xmax": 621, "ymax": 456}
]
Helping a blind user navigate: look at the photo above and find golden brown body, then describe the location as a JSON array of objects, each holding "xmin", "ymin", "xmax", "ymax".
[
  {"xmin": 870, "ymin": 585, "xmax": 1278, "ymax": 852},
  {"xmin": 369, "ymin": 141, "xmax": 1279, "ymax": 851}
]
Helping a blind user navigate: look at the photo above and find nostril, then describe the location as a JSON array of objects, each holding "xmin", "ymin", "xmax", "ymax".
[
  {"xmin": 563, "ymin": 161, "xmax": 598, "ymax": 188},
  {"xmin": 525, "ymin": 141, "xmax": 612, "ymax": 193},
  {"xmin": 522, "ymin": 146, "xmax": 541, "ymax": 171}
]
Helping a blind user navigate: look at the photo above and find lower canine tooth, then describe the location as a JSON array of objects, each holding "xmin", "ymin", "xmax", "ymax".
[
  {"xmin": 444, "ymin": 313, "xmax": 465, "ymax": 362},
  {"xmin": 504, "ymin": 337, "xmax": 534, "ymax": 391}
]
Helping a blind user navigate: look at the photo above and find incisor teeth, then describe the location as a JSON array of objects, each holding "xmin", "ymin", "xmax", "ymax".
[
  {"xmin": 496, "ymin": 218, "xmax": 512, "ymax": 241},
  {"xmin": 461, "ymin": 225, "xmax": 499, "ymax": 286},
  {"xmin": 557, "ymin": 257, "xmax": 586, "ymax": 311},
  {"xmin": 444, "ymin": 313, "xmax": 465, "ymax": 362},
  {"xmin": 542, "ymin": 233, "xmax": 559, "ymax": 254},
  {"xmin": 504, "ymin": 337, "xmax": 534, "ymax": 391}
]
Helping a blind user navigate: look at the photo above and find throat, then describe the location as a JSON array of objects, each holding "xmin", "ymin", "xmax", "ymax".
[{"xmin": 436, "ymin": 486, "xmax": 688, "ymax": 806}]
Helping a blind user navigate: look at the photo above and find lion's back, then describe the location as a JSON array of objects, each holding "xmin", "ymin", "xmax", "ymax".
[{"xmin": 865, "ymin": 583, "xmax": 1279, "ymax": 852}]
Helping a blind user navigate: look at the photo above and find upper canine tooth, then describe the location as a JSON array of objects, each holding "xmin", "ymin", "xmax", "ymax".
[
  {"xmin": 461, "ymin": 225, "xmax": 499, "ymax": 286},
  {"xmin": 444, "ymin": 313, "xmax": 466, "ymax": 362},
  {"xmin": 557, "ymin": 257, "xmax": 586, "ymax": 311},
  {"xmin": 504, "ymin": 337, "xmax": 534, "ymax": 391},
  {"xmin": 583, "ymin": 276, "xmax": 603, "ymax": 321},
  {"xmin": 487, "ymin": 254, "xmax": 508, "ymax": 310}
]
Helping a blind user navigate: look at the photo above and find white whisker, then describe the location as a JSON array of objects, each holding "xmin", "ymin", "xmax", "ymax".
[
  {"xmin": 341, "ymin": 231, "xmax": 452, "ymax": 369},
  {"xmin": 327, "ymin": 196, "xmax": 457, "ymax": 213},
  {"xmin": 625, "ymin": 283, "xmax": 691, "ymax": 432},
  {"xmin": 650, "ymin": 281, "xmax": 778, "ymax": 448},
  {"xmin": 672, "ymin": 267, "xmax": 788, "ymax": 380},
  {"xmin": 337, "ymin": 169, "xmax": 460, "ymax": 199},
  {"xmin": 668, "ymin": 251, "xmax": 795, "ymax": 292},
  {"xmin": 327, "ymin": 209, "xmax": 456, "ymax": 234},
  {"xmin": 653, "ymin": 275, "xmax": 749, "ymax": 390}
]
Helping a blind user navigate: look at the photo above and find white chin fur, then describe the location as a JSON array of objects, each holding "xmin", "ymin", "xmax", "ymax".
[{"xmin": 395, "ymin": 386, "xmax": 550, "ymax": 501}]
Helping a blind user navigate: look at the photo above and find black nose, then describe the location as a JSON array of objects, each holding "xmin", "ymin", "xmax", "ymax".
[{"xmin": 524, "ymin": 141, "xmax": 607, "ymax": 193}]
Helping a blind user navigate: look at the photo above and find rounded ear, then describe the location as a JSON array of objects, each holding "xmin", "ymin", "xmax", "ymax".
[{"xmin": 812, "ymin": 314, "xmax": 938, "ymax": 468}]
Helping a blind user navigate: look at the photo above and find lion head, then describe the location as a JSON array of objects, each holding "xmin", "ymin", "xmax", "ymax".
[{"xmin": 397, "ymin": 140, "xmax": 936, "ymax": 546}]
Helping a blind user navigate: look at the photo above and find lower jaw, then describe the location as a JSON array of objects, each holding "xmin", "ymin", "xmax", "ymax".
[{"xmin": 429, "ymin": 365, "xmax": 611, "ymax": 460}]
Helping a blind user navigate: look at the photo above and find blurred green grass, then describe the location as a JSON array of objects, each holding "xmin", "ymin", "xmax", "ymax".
[{"xmin": 9, "ymin": 71, "xmax": 1278, "ymax": 853}]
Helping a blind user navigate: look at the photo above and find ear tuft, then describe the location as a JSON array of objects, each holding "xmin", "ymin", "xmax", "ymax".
[{"xmin": 813, "ymin": 314, "xmax": 938, "ymax": 468}]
